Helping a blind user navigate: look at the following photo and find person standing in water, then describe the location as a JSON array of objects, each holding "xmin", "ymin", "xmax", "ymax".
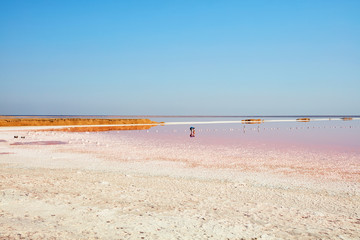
[{"xmin": 190, "ymin": 127, "xmax": 195, "ymax": 137}]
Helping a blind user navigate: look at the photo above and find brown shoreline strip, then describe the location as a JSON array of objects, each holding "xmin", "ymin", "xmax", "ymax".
[
  {"xmin": 0, "ymin": 118, "xmax": 159, "ymax": 127},
  {"xmin": 46, "ymin": 125, "xmax": 157, "ymax": 132},
  {"xmin": 241, "ymin": 119, "xmax": 264, "ymax": 124},
  {"xmin": 296, "ymin": 118, "xmax": 310, "ymax": 122}
]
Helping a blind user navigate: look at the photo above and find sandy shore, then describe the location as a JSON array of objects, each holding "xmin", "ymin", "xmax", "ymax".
[
  {"xmin": 0, "ymin": 129, "xmax": 359, "ymax": 239},
  {"xmin": 0, "ymin": 118, "xmax": 158, "ymax": 127}
]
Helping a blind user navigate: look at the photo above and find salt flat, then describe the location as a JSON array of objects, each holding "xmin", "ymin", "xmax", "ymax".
[{"xmin": 0, "ymin": 129, "xmax": 359, "ymax": 239}]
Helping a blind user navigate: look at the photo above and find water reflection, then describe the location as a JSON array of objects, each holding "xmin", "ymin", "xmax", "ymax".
[{"xmin": 114, "ymin": 117, "xmax": 360, "ymax": 154}]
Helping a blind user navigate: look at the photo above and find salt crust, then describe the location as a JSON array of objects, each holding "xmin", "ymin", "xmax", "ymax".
[{"xmin": 0, "ymin": 130, "xmax": 359, "ymax": 239}]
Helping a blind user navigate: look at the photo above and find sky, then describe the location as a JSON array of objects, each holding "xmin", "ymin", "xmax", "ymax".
[{"xmin": 0, "ymin": 0, "xmax": 359, "ymax": 116}]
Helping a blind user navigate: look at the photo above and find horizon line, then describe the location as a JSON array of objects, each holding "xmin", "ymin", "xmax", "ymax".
[{"xmin": 1, "ymin": 114, "xmax": 360, "ymax": 118}]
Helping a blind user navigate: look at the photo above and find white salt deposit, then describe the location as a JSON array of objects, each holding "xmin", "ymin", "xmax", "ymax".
[{"xmin": 0, "ymin": 120, "xmax": 360, "ymax": 239}]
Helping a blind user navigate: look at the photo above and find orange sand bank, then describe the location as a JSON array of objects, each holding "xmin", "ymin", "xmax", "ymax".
[
  {"xmin": 46, "ymin": 125, "xmax": 156, "ymax": 132},
  {"xmin": 296, "ymin": 118, "xmax": 311, "ymax": 122},
  {"xmin": 241, "ymin": 119, "xmax": 264, "ymax": 124},
  {"xmin": 0, "ymin": 118, "xmax": 158, "ymax": 127}
]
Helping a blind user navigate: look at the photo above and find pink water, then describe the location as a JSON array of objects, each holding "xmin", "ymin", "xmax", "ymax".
[
  {"xmin": 11, "ymin": 141, "xmax": 68, "ymax": 145},
  {"xmin": 120, "ymin": 118, "xmax": 360, "ymax": 153},
  {"xmin": 89, "ymin": 117, "xmax": 360, "ymax": 182}
]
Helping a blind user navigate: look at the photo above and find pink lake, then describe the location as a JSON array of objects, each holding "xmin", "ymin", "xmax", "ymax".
[
  {"xmin": 115, "ymin": 117, "xmax": 360, "ymax": 153},
  {"xmin": 81, "ymin": 117, "xmax": 359, "ymax": 183}
]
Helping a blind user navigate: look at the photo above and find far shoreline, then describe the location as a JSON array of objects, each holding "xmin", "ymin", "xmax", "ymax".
[{"xmin": 0, "ymin": 117, "xmax": 159, "ymax": 127}]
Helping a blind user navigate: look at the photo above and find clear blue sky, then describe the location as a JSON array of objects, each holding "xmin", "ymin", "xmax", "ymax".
[{"xmin": 1, "ymin": 0, "xmax": 359, "ymax": 115}]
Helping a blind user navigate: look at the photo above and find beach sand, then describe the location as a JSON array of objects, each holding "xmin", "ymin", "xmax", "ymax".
[{"xmin": 0, "ymin": 128, "xmax": 359, "ymax": 239}]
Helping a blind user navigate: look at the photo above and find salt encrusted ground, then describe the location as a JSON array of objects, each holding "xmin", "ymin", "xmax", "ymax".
[{"xmin": 0, "ymin": 129, "xmax": 359, "ymax": 239}]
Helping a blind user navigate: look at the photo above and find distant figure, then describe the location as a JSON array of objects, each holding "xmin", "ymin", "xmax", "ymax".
[{"xmin": 190, "ymin": 127, "xmax": 195, "ymax": 138}]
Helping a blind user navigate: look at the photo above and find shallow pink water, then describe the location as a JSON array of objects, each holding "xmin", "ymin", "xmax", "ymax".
[
  {"xmin": 120, "ymin": 119, "xmax": 360, "ymax": 153},
  {"xmin": 89, "ymin": 118, "xmax": 360, "ymax": 182},
  {"xmin": 11, "ymin": 141, "xmax": 68, "ymax": 146}
]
